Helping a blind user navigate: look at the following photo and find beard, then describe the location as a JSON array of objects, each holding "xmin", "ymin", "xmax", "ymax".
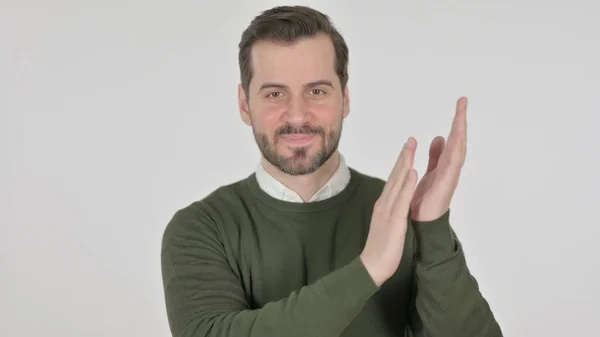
[{"xmin": 253, "ymin": 120, "xmax": 342, "ymax": 176}]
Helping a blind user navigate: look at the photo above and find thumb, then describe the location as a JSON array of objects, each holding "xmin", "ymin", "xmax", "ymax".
[{"xmin": 426, "ymin": 136, "xmax": 445, "ymax": 173}]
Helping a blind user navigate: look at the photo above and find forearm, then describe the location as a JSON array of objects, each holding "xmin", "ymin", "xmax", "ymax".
[
  {"xmin": 161, "ymin": 208, "xmax": 379, "ymax": 337},
  {"xmin": 408, "ymin": 210, "xmax": 502, "ymax": 337},
  {"xmin": 163, "ymin": 256, "xmax": 377, "ymax": 337}
]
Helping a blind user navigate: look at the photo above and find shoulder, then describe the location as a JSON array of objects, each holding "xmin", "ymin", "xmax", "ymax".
[
  {"xmin": 349, "ymin": 167, "xmax": 387, "ymax": 199},
  {"xmin": 161, "ymin": 175, "xmax": 253, "ymax": 246}
]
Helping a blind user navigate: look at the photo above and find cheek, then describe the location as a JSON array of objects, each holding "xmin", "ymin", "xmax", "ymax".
[
  {"xmin": 260, "ymin": 107, "xmax": 284, "ymax": 131},
  {"xmin": 312, "ymin": 105, "xmax": 342, "ymax": 126},
  {"xmin": 249, "ymin": 102, "xmax": 282, "ymax": 129},
  {"xmin": 253, "ymin": 108, "xmax": 281, "ymax": 139}
]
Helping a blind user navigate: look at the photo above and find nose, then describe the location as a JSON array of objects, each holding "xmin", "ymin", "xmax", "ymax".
[{"xmin": 283, "ymin": 94, "xmax": 311, "ymax": 125}]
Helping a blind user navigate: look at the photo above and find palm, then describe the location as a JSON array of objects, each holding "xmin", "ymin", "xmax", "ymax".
[
  {"xmin": 410, "ymin": 137, "xmax": 444, "ymax": 220},
  {"xmin": 410, "ymin": 97, "xmax": 468, "ymax": 222}
]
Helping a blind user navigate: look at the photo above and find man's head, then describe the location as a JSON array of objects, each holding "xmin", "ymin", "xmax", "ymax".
[{"xmin": 237, "ymin": 6, "xmax": 350, "ymax": 176}]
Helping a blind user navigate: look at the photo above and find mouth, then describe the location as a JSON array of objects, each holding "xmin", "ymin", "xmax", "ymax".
[{"xmin": 279, "ymin": 133, "xmax": 316, "ymax": 146}]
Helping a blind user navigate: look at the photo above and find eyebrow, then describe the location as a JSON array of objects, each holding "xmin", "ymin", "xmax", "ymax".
[{"xmin": 258, "ymin": 80, "xmax": 335, "ymax": 92}]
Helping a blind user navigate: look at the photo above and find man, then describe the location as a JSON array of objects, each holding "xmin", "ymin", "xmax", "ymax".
[{"xmin": 161, "ymin": 5, "xmax": 502, "ymax": 337}]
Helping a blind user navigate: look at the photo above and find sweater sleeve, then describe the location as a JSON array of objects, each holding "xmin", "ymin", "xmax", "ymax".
[
  {"xmin": 160, "ymin": 207, "xmax": 379, "ymax": 337},
  {"xmin": 406, "ymin": 209, "xmax": 503, "ymax": 337}
]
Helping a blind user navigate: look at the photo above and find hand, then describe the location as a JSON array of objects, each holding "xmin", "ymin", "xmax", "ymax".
[
  {"xmin": 360, "ymin": 138, "xmax": 419, "ymax": 286},
  {"xmin": 410, "ymin": 97, "xmax": 468, "ymax": 222}
]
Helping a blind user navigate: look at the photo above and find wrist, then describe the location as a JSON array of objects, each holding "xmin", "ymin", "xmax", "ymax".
[
  {"xmin": 412, "ymin": 209, "xmax": 456, "ymax": 262},
  {"xmin": 359, "ymin": 253, "xmax": 388, "ymax": 287}
]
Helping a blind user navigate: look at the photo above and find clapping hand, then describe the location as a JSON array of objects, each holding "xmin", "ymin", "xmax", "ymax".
[{"xmin": 410, "ymin": 97, "xmax": 468, "ymax": 222}]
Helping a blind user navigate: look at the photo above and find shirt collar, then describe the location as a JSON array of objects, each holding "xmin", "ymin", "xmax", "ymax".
[{"xmin": 255, "ymin": 154, "xmax": 351, "ymax": 203}]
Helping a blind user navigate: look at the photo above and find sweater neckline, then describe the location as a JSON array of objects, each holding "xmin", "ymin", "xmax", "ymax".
[{"xmin": 243, "ymin": 167, "xmax": 365, "ymax": 214}]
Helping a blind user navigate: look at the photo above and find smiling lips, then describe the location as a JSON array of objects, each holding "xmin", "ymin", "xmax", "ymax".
[{"xmin": 279, "ymin": 133, "xmax": 316, "ymax": 146}]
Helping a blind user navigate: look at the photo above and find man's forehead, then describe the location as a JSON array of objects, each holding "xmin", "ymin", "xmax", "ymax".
[{"xmin": 250, "ymin": 35, "xmax": 337, "ymax": 85}]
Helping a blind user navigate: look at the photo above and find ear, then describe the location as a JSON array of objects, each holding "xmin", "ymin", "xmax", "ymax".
[
  {"xmin": 238, "ymin": 83, "xmax": 252, "ymax": 125},
  {"xmin": 342, "ymin": 86, "xmax": 350, "ymax": 119}
]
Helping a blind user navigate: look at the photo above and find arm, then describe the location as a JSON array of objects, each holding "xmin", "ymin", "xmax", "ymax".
[
  {"xmin": 160, "ymin": 207, "xmax": 379, "ymax": 337},
  {"xmin": 406, "ymin": 210, "xmax": 503, "ymax": 337}
]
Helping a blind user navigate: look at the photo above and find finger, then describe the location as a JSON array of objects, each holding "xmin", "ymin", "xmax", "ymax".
[
  {"xmin": 411, "ymin": 170, "xmax": 436, "ymax": 207},
  {"xmin": 434, "ymin": 98, "xmax": 468, "ymax": 193},
  {"xmin": 425, "ymin": 136, "xmax": 445, "ymax": 174},
  {"xmin": 446, "ymin": 97, "xmax": 468, "ymax": 156},
  {"xmin": 381, "ymin": 137, "xmax": 416, "ymax": 202},
  {"xmin": 393, "ymin": 168, "xmax": 418, "ymax": 218},
  {"xmin": 381, "ymin": 137, "xmax": 415, "ymax": 199},
  {"xmin": 439, "ymin": 97, "xmax": 468, "ymax": 172}
]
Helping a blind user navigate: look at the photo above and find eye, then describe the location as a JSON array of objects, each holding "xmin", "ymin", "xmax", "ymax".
[
  {"xmin": 310, "ymin": 89, "xmax": 326, "ymax": 95},
  {"xmin": 266, "ymin": 91, "xmax": 283, "ymax": 98}
]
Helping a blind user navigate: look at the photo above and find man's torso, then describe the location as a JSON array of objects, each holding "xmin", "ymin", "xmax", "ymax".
[{"xmin": 204, "ymin": 169, "xmax": 416, "ymax": 336}]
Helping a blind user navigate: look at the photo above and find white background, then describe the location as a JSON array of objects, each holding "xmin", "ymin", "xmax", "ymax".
[{"xmin": 2, "ymin": 0, "xmax": 599, "ymax": 336}]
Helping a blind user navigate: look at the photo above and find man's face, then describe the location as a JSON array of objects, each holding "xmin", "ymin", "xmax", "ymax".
[{"xmin": 238, "ymin": 33, "xmax": 349, "ymax": 176}]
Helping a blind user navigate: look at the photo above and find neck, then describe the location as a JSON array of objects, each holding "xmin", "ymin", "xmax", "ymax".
[{"xmin": 260, "ymin": 151, "xmax": 341, "ymax": 202}]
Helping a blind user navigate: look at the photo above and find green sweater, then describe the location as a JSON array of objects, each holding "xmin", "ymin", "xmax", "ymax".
[{"xmin": 161, "ymin": 168, "xmax": 502, "ymax": 337}]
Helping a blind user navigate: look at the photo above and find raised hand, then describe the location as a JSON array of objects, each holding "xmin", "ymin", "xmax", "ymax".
[
  {"xmin": 360, "ymin": 138, "xmax": 419, "ymax": 286},
  {"xmin": 410, "ymin": 97, "xmax": 468, "ymax": 222}
]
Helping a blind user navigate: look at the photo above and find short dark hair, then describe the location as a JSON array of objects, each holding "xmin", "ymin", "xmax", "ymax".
[{"xmin": 238, "ymin": 5, "xmax": 349, "ymax": 98}]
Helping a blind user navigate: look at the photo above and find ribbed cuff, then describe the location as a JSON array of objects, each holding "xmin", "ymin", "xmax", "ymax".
[
  {"xmin": 321, "ymin": 256, "xmax": 379, "ymax": 320},
  {"xmin": 412, "ymin": 209, "xmax": 456, "ymax": 263}
]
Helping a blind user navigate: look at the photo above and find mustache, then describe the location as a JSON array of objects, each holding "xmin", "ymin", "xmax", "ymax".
[{"xmin": 276, "ymin": 124, "xmax": 325, "ymax": 138}]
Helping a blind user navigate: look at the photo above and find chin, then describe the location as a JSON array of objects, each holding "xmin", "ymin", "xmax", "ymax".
[
  {"xmin": 280, "ymin": 162, "xmax": 321, "ymax": 176},
  {"xmin": 268, "ymin": 149, "xmax": 319, "ymax": 175},
  {"xmin": 257, "ymin": 131, "xmax": 337, "ymax": 175}
]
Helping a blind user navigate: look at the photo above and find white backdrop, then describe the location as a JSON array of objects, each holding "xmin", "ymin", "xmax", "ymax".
[{"xmin": 2, "ymin": 0, "xmax": 599, "ymax": 336}]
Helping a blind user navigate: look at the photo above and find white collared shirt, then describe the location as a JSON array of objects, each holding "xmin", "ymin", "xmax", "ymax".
[{"xmin": 255, "ymin": 154, "xmax": 351, "ymax": 203}]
